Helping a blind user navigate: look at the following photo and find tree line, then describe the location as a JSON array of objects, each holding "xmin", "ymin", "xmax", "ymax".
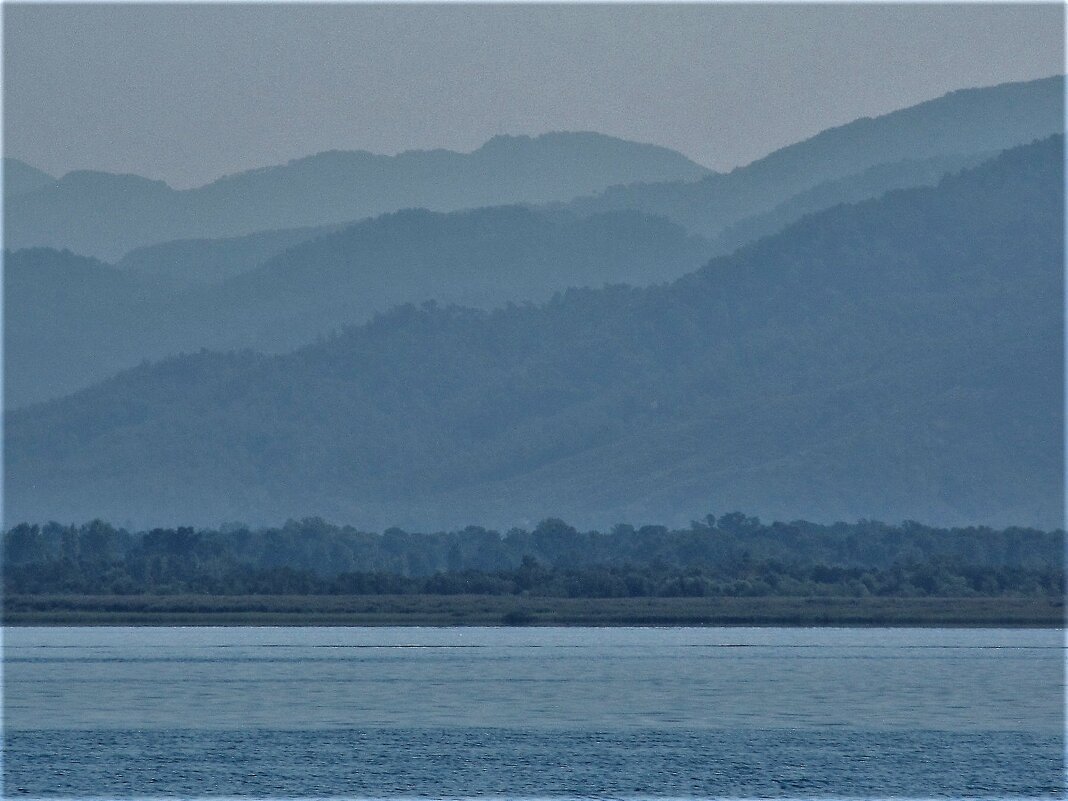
[{"xmin": 4, "ymin": 514, "xmax": 1062, "ymax": 598}]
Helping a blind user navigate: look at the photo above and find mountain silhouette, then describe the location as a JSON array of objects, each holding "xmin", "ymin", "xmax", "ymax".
[
  {"xmin": 7, "ymin": 136, "xmax": 1061, "ymax": 531},
  {"xmin": 566, "ymin": 75, "xmax": 1064, "ymax": 239},
  {"xmin": 106, "ymin": 151, "xmax": 990, "ymax": 295},
  {"xmin": 4, "ymin": 133, "xmax": 709, "ymax": 260},
  {"xmin": 5, "ymin": 207, "xmax": 710, "ymax": 406}
]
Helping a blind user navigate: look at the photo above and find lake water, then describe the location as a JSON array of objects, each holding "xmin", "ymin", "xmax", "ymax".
[{"xmin": 3, "ymin": 626, "xmax": 1064, "ymax": 798}]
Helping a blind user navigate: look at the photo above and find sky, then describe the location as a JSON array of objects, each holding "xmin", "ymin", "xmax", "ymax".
[{"xmin": 3, "ymin": 3, "xmax": 1064, "ymax": 189}]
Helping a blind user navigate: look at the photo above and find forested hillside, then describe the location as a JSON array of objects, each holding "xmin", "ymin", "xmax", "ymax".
[
  {"xmin": 7, "ymin": 77, "xmax": 1060, "ymax": 408},
  {"xmin": 181, "ymin": 207, "xmax": 711, "ymax": 352},
  {"xmin": 5, "ymin": 207, "xmax": 710, "ymax": 406},
  {"xmin": 7, "ymin": 136, "xmax": 1061, "ymax": 530}
]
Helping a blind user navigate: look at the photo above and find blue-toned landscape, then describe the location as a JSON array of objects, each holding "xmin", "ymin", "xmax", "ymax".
[
  {"xmin": 2, "ymin": 4, "xmax": 1065, "ymax": 799},
  {"xmin": 5, "ymin": 627, "xmax": 1065, "ymax": 797}
]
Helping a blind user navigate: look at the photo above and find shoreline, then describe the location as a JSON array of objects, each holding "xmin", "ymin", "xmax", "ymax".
[{"xmin": 4, "ymin": 594, "xmax": 1063, "ymax": 627}]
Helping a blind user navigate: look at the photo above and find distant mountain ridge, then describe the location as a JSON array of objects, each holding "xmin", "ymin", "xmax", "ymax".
[
  {"xmin": 5, "ymin": 147, "xmax": 996, "ymax": 408},
  {"xmin": 566, "ymin": 75, "xmax": 1064, "ymax": 238},
  {"xmin": 108, "ymin": 150, "xmax": 994, "ymax": 294},
  {"xmin": 5, "ymin": 76, "xmax": 1063, "ymax": 410},
  {"xmin": 3, "ymin": 132, "xmax": 709, "ymax": 259},
  {"xmin": 706, "ymin": 151, "xmax": 991, "ymax": 256},
  {"xmin": 7, "ymin": 136, "xmax": 1061, "ymax": 531},
  {"xmin": 6, "ymin": 76, "xmax": 1060, "ymax": 262}
]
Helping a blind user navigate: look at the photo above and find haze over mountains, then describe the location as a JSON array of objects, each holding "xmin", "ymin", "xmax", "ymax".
[
  {"xmin": 3, "ymin": 75, "xmax": 1063, "ymax": 531},
  {"xmin": 115, "ymin": 225, "xmax": 348, "ymax": 292},
  {"xmin": 7, "ymin": 133, "xmax": 1062, "ymax": 530},
  {"xmin": 6, "ymin": 76, "xmax": 1064, "ymax": 409},
  {"xmin": 706, "ymin": 151, "xmax": 989, "ymax": 256},
  {"xmin": 5, "ymin": 208, "xmax": 710, "ymax": 406},
  {"xmin": 6, "ymin": 75, "xmax": 1060, "ymax": 261},
  {"xmin": 3, "ymin": 158, "xmax": 55, "ymax": 197},
  {"xmin": 565, "ymin": 74, "xmax": 1064, "ymax": 239},
  {"xmin": 3, "ymin": 133, "xmax": 709, "ymax": 260}
]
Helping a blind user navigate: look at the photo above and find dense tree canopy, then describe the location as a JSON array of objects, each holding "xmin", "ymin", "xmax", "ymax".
[{"xmin": 5, "ymin": 515, "xmax": 1062, "ymax": 598}]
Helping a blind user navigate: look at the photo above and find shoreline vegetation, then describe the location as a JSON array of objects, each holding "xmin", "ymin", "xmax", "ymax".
[
  {"xmin": 5, "ymin": 515, "xmax": 1062, "ymax": 627},
  {"xmin": 4, "ymin": 594, "xmax": 1062, "ymax": 627}
]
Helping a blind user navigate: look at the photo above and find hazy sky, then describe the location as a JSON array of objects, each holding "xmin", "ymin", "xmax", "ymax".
[{"xmin": 4, "ymin": 3, "xmax": 1064, "ymax": 188}]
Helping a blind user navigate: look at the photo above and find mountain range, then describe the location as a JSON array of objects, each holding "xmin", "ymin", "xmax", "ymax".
[
  {"xmin": 5, "ymin": 207, "xmax": 710, "ymax": 406},
  {"xmin": 7, "ymin": 134, "xmax": 1061, "ymax": 530},
  {"xmin": 6, "ymin": 76, "xmax": 1063, "ymax": 408},
  {"xmin": 6, "ymin": 76, "xmax": 1060, "ymax": 264},
  {"xmin": 3, "ymin": 133, "xmax": 709, "ymax": 260},
  {"xmin": 565, "ymin": 74, "xmax": 1064, "ymax": 239}
]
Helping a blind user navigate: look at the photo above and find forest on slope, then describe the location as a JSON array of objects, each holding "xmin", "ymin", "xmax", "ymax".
[
  {"xmin": 5, "ymin": 208, "xmax": 709, "ymax": 405},
  {"xmin": 6, "ymin": 136, "xmax": 1062, "ymax": 531}
]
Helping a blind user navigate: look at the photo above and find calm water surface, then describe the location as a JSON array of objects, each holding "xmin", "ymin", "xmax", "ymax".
[{"xmin": 2, "ymin": 626, "xmax": 1064, "ymax": 798}]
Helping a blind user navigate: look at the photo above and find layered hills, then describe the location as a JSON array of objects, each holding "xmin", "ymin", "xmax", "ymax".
[
  {"xmin": 4, "ymin": 133, "xmax": 709, "ymax": 260},
  {"xmin": 7, "ymin": 136, "xmax": 1062, "ymax": 530},
  {"xmin": 7, "ymin": 77, "xmax": 1062, "ymax": 407},
  {"xmin": 566, "ymin": 75, "xmax": 1064, "ymax": 239},
  {"xmin": 5, "ymin": 207, "xmax": 710, "ymax": 406},
  {"xmin": 6, "ymin": 76, "xmax": 1060, "ymax": 265}
]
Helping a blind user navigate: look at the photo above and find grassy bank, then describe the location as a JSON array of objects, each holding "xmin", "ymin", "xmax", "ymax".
[{"xmin": 3, "ymin": 594, "xmax": 1063, "ymax": 627}]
